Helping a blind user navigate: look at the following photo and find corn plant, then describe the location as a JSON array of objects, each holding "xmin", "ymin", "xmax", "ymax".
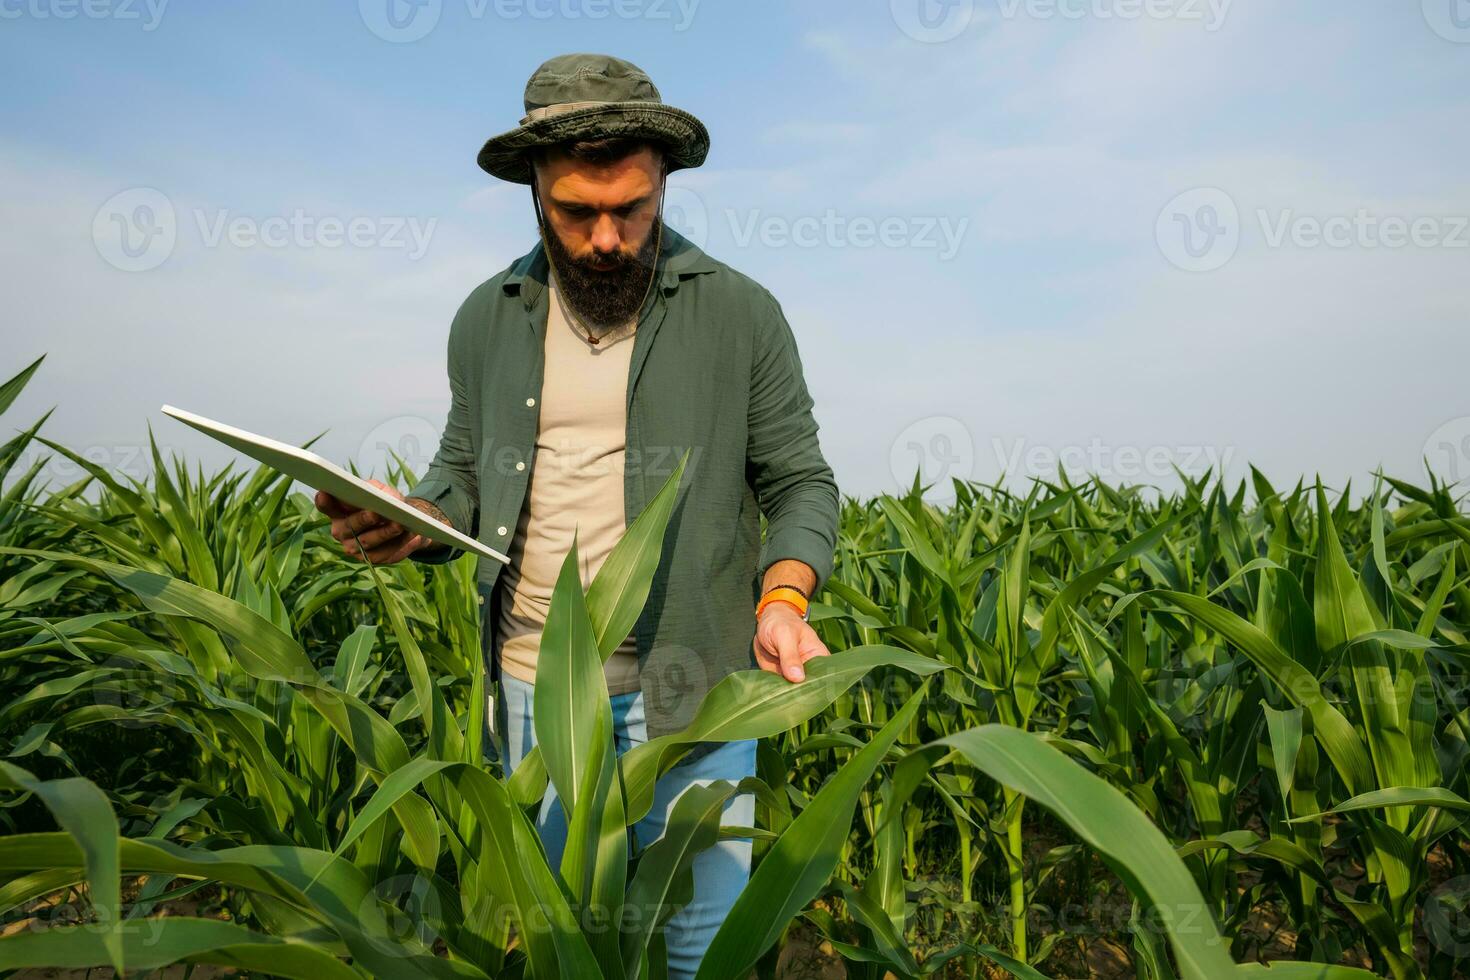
[
  {"xmin": 0, "ymin": 357, "xmax": 943, "ymax": 975},
  {"xmin": 798, "ymin": 468, "xmax": 1467, "ymax": 977},
  {"xmin": 3, "ymin": 353, "xmax": 1467, "ymax": 978}
]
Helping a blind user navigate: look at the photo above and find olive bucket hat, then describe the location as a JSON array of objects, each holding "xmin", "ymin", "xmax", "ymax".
[{"xmin": 476, "ymin": 53, "xmax": 709, "ymax": 185}]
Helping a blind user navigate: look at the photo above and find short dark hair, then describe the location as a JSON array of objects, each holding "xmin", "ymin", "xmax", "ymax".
[{"xmin": 531, "ymin": 136, "xmax": 666, "ymax": 172}]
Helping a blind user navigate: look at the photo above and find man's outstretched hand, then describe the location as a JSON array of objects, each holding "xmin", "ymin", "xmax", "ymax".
[
  {"xmin": 314, "ymin": 480, "xmax": 429, "ymax": 565},
  {"xmin": 753, "ymin": 602, "xmax": 830, "ymax": 683}
]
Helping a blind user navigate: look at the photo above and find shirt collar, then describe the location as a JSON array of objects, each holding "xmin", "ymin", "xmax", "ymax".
[{"xmin": 502, "ymin": 223, "xmax": 719, "ymax": 311}]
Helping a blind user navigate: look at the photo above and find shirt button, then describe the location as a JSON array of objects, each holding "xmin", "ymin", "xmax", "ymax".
[
  {"xmin": 515, "ymin": 461, "xmax": 525, "ymax": 471},
  {"xmin": 525, "ymin": 397, "xmax": 536, "ymax": 407},
  {"xmin": 496, "ymin": 525, "xmax": 508, "ymax": 536}
]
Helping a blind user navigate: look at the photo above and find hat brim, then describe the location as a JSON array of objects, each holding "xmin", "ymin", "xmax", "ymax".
[{"xmin": 476, "ymin": 102, "xmax": 708, "ymax": 184}]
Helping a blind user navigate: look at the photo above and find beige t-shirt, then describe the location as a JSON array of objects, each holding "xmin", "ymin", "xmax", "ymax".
[{"xmin": 494, "ymin": 279, "xmax": 641, "ymax": 694}]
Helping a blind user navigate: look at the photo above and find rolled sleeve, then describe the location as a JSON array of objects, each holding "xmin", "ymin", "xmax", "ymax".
[
  {"xmin": 746, "ymin": 291, "xmax": 840, "ymax": 596},
  {"xmin": 407, "ymin": 311, "xmax": 480, "ymax": 565}
]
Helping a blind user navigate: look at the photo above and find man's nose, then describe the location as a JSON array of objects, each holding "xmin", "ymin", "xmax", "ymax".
[{"xmin": 590, "ymin": 213, "xmax": 621, "ymax": 254}]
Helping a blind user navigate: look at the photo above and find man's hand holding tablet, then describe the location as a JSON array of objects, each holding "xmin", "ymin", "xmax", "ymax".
[
  {"xmin": 158, "ymin": 405, "xmax": 509, "ymax": 566},
  {"xmin": 314, "ymin": 481, "xmax": 437, "ymax": 564}
]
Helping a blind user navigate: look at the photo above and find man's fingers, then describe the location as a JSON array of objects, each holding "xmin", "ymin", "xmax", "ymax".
[
  {"xmin": 771, "ymin": 625, "xmax": 806, "ymax": 682},
  {"xmin": 778, "ymin": 645, "xmax": 806, "ymax": 682},
  {"xmin": 341, "ymin": 521, "xmax": 403, "ymax": 554},
  {"xmin": 339, "ymin": 508, "xmax": 389, "ymax": 538},
  {"xmin": 752, "ymin": 635, "xmax": 782, "ymax": 676},
  {"xmin": 798, "ymin": 631, "xmax": 831, "ymax": 664},
  {"xmin": 315, "ymin": 490, "xmax": 352, "ymax": 518},
  {"xmin": 346, "ymin": 522, "xmax": 407, "ymax": 551},
  {"xmin": 345, "ymin": 529, "xmax": 413, "ymax": 564},
  {"xmin": 366, "ymin": 478, "xmax": 408, "ymax": 503},
  {"xmin": 755, "ymin": 615, "xmax": 823, "ymax": 683},
  {"xmin": 366, "ymin": 538, "xmax": 418, "ymax": 565},
  {"xmin": 355, "ymin": 544, "xmax": 400, "ymax": 565}
]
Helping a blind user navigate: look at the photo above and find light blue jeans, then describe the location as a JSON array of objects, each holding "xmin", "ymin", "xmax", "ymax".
[{"xmin": 495, "ymin": 673, "xmax": 757, "ymax": 980}]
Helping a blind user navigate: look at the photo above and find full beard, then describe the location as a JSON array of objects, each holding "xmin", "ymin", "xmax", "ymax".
[{"xmin": 543, "ymin": 215, "xmax": 662, "ymax": 331}]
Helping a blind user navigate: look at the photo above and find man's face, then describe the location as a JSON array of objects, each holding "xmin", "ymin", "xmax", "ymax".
[{"xmin": 533, "ymin": 145, "xmax": 664, "ymax": 330}]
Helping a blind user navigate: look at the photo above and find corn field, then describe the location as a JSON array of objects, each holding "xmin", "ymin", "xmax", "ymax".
[{"xmin": 1, "ymin": 353, "xmax": 1467, "ymax": 979}]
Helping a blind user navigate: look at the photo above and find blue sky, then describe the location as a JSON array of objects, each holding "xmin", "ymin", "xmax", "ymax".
[{"xmin": 3, "ymin": 1, "xmax": 1468, "ymax": 501}]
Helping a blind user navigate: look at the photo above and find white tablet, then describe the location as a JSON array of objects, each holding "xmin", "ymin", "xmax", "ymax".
[{"xmin": 161, "ymin": 404, "xmax": 509, "ymax": 565}]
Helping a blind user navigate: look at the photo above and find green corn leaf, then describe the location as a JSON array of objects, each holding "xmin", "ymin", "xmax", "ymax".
[
  {"xmin": 694, "ymin": 686, "xmax": 926, "ymax": 980},
  {"xmin": 622, "ymin": 646, "xmax": 945, "ymax": 825},
  {"xmin": 0, "ymin": 917, "xmax": 364, "ymax": 979},
  {"xmin": 937, "ymin": 725, "xmax": 1238, "ymax": 980},
  {"xmin": 586, "ymin": 448, "xmax": 689, "ymax": 660},
  {"xmin": 825, "ymin": 877, "xmax": 920, "ymax": 976},
  {"xmin": 535, "ymin": 531, "xmax": 613, "ymax": 824},
  {"xmin": 1288, "ymin": 785, "xmax": 1470, "ymax": 821},
  {"xmin": 1150, "ymin": 590, "xmax": 1374, "ymax": 797},
  {"xmin": 972, "ymin": 943, "xmax": 1054, "ymax": 979},
  {"xmin": 0, "ymin": 833, "xmax": 467, "ymax": 978},
  {"xmin": 1262, "ymin": 705, "xmax": 1303, "ymax": 813},
  {"xmin": 0, "ymin": 763, "xmax": 122, "ymax": 973},
  {"xmin": 620, "ymin": 780, "xmax": 739, "ymax": 978},
  {"xmin": 0, "ymin": 354, "xmax": 45, "ymax": 417},
  {"xmin": 1234, "ymin": 963, "xmax": 1383, "ymax": 978}
]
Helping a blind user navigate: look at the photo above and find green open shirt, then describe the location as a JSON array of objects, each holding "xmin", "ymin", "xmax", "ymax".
[{"xmin": 407, "ymin": 225, "xmax": 840, "ymax": 738}]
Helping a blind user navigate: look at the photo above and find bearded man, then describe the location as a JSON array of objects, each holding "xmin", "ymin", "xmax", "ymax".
[{"xmin": 313, "ymin": 52, "xmax": 840, "ymax": 977}]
